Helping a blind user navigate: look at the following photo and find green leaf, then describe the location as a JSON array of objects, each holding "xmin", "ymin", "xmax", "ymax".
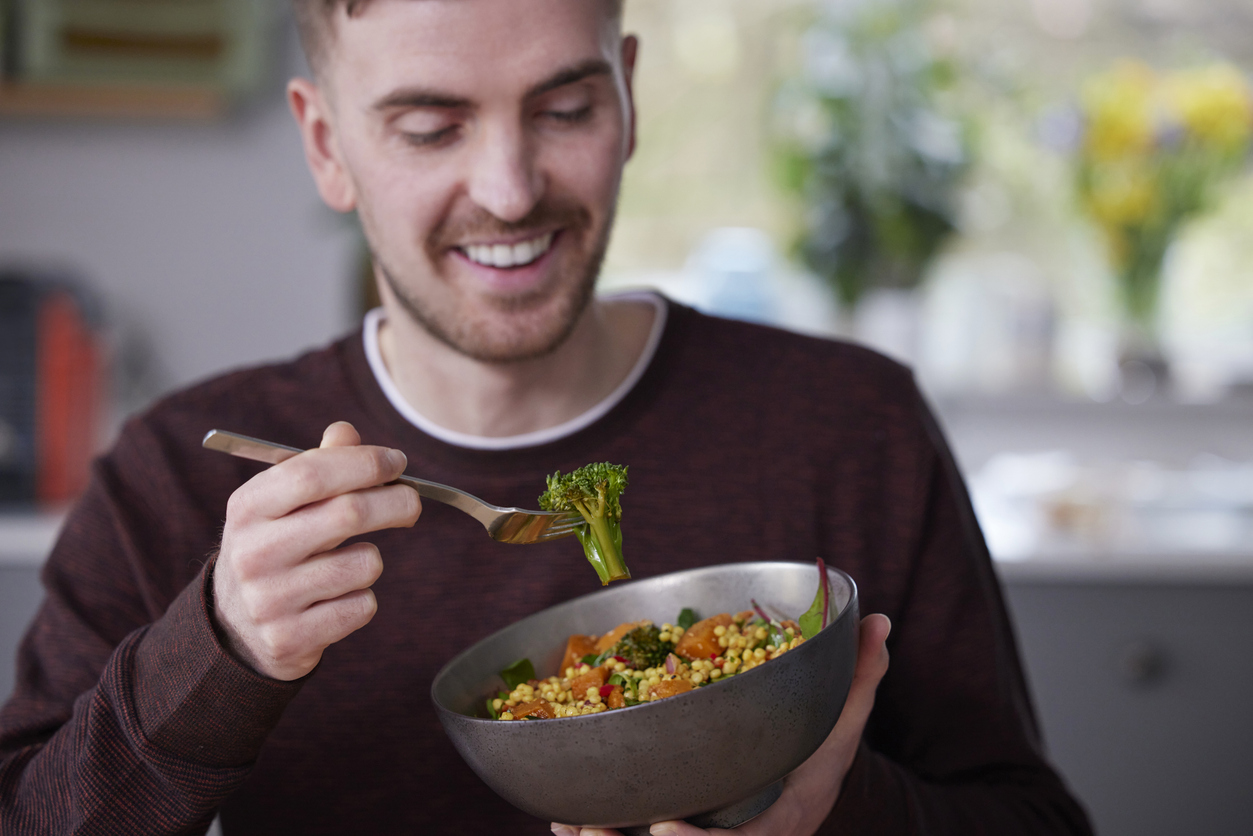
[
  {"xmin": 768, "ymin": 623, "xmax": 789, "ymax": 648},
  {"xmin": 486, "ymin": 691, "xmax": 509, "ymax": 720},
  {"xmin": 799, "ymin": 558, "xmax": 831, "ymax": 640},
  {"xmin": 799, "ymin": 593, "xmax": 824, "ymax": 641},
  {"xmin": 580, "ymin": 653, "xmax": 599, "ymax": 666},
  {"xmin": 499, "ymin": 658, "xmax": 536, "ymax": 690},
  {"xmin": 607, "ymin": 673, "xmax": 629, "ymax": 688},
  {"xmin": 677, "ymin": 608, "xmax": 697, "ymax": 630}
]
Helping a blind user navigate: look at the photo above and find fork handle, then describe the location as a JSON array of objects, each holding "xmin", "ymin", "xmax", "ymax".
[{"xmin": 201, "ymin": 430, "xmax": 496, "ymax": 526}]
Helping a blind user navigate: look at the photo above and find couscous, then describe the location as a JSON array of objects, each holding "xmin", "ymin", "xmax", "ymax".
[{"xmin": 489, "ymin": 609, "xmax": 808, "ymax": 721}]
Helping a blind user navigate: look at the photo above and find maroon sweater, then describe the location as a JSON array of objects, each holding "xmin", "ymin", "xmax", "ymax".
[{"xmin": 0, "ymin": 300, "xmax": 1091, "ymax": 835}]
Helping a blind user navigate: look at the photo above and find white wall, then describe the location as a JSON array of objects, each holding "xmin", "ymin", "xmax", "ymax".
[{"xmin": 0, "ymin": 20, "xmax": 361, "ymax": 417}]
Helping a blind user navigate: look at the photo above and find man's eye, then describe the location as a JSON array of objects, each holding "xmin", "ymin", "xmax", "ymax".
[
  {"xmin": 404, "ymin": 125, "xmax": 460, "ymax": 147},
  {"xmin": 544, "ymin": 106, "xmax": 592, "ymax": 124}
]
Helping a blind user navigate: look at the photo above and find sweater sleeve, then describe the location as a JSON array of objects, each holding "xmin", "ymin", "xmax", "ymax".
[
  {"xmin": 0, "ymin": 427, "xmax": 305, "ymax": 835},
  {"xmin": 815, "ymin": 396, "xmax": 1093, "ymax": 836}
]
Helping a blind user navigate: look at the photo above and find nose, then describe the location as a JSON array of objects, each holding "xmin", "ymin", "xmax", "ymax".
[{"xmin": 466, "ymin": 120, "xmax": 544, "ymax": 224}]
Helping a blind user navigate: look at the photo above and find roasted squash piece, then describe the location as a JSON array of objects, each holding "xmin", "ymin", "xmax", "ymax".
[
  {"xmin": 645, "ymin": 678, "xmax": 694, "ymax": 700},
  {"xmin": 594, "ymin": 621, "xmax": 642, "ymax": 653},
  {"xmin": 605, "ymin": 684, "xmax": 626, "ymax": 709},
  {"xmin": 511, "ymin": 700, "xmax": 556, "ymax": 719},
  {"xmin": 560, "ymin": 634, "xmax": 598, "ymax": 675},
  {"xmin": 568, "ymin": 665, "xmax": 608, "ymax": 700},
  {"xmin": 675, "ymin": 613, "xmax": 734, "ymax": 660}
]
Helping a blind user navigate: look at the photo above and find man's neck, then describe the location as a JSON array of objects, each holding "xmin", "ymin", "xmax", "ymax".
[{"xmin": 376, "ymin": 295, "xmax": 657, "ymax": 438}]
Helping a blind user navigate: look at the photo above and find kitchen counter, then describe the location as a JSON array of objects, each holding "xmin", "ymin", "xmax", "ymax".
[{"xmin": 0, "ymin": 511, "xmax": 65, "ymax": 567}]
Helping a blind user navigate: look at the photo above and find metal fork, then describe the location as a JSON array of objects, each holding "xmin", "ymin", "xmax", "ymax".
[{"xmin": 202, "ymin": 429, "xmax": 583, "ymax": 544}]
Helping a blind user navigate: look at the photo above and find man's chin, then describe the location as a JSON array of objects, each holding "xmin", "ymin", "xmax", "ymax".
[
  {"xmin": 392, "ymin": 282, "xmax": 594, "ymax": 364},
  {"xmin": 446, "ymin": 315, "xmax": 580, "ymax": 364}
]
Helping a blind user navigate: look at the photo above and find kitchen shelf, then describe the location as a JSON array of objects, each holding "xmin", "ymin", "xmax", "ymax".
[{"xmin": 0, "ymin": 81, "xmax": 227, "ymax": 119}]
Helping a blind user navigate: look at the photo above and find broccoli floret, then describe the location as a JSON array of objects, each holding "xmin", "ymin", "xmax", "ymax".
[
  {"xmin": 606, "ymin": 624, "xmax": 674, "ymax": 669},
  {"xmin": 538, "ymin": 463, "xmax": 629, "ymax": 585}
]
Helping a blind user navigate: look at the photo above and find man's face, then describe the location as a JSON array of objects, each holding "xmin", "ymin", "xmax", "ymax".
[{"xmin": 312, "ymin": 0, "xmax": 635, "ymax": 362}]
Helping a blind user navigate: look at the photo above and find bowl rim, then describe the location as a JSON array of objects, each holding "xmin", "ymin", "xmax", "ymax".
[{"xmin": 430, "ymin": 560, "xmax": 859, "ymax": 723}]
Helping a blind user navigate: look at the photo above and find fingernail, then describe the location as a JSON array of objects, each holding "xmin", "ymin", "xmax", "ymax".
[
  {"xmin": 651, "ymin": 825, "xmax": 679, "ymax": 836},
  {"xmin": 550, "ymin": 826, "xmax": 576, "ymax": 836},
  {"xmin": 387, "ymin": 449, "xmax": 407, "ymax": 471}
]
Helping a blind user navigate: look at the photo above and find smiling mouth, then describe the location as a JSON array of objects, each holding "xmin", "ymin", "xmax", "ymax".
[{"xmin": 457, "ymin": 232, "xmax": 556, "ymax": 269}]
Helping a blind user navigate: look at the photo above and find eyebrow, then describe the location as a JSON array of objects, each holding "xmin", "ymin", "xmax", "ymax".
[
  {"xmin": 525, "ymin": 58, "xmax": 613, "ymax": 99},
  {"xmin": 372, "ymin": 58, "xmax": 614, "ymax": 113}
]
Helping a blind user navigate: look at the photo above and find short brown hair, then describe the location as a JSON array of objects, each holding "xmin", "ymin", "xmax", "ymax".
[{"xmin": 292, "ymin": 0, "xmax": 624, "ymax": 79}]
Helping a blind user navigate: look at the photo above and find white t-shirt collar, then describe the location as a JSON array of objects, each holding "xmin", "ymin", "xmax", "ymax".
[{"xmin": 362, "ymin": 291, "xmax": 667, "ymax": 451}]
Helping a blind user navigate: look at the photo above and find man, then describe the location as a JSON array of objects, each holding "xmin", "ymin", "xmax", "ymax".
[{"xmin": 0, "ymin": 1, "xmax": 1091, "ymax": 834}]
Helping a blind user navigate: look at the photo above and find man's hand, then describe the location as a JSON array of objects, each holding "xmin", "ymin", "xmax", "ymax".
[
  {"xmin": 552, "ymin": 614, "xmax": 892, "ymax": 836},
  {"xmin": 212, "ymin": 421, "xmax": 422, "ymax": 681}
]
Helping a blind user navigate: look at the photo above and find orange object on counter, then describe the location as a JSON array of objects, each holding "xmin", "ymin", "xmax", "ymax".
[{"xmin": 36, "ymin": 290, "xmax": 101, "ymax": 505}]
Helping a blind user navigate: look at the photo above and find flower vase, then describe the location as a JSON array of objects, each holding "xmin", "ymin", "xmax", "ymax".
[{"xmin": 1114, "ymin": 246, "xmax": 1170, "ymax": 403}]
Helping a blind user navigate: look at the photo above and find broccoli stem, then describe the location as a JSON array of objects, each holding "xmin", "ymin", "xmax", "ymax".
[
  {"xmin": 571, "ymin": 498, "xmax": 629, "ymax": 585},
  {"xmin": 587, "ymin": 514, "xmax": 629, "ymax": 583}
]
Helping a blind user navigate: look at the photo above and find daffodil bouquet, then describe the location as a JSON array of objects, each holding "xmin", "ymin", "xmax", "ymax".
[{"xmin": 1074, "ymin": 62, "xmax": 1253, "ymax": 337}]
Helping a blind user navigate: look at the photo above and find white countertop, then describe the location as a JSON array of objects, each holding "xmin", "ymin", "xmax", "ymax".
[
  {"xmin": 0, "ymin": 511, "xmax": 66, "ymax": 568},
  {"xmin": 993, "ymin": 550, "xmax": 1253, "ymax": 584}
]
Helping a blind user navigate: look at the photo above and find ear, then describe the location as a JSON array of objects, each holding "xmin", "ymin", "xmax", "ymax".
[
  {"xmin": 620, "ymin": 34, "xmax": 639, "ymax": 161},
  {"xmin": 288, "ymin": 77, "xmax": 357, "ymax": 212}
]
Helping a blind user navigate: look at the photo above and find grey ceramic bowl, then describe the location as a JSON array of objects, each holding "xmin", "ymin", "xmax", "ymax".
[{"xmin": 431, "ymin": 561, "xmax": 859, "ymax": 833}]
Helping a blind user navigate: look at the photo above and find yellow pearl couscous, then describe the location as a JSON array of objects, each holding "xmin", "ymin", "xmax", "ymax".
[{"xmin": 489, "ymin": 608, "xmax": 808, "ymax": 721}]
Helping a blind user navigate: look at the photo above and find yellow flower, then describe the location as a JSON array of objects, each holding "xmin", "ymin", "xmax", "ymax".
[
  {"xmin": 1164, "ymin": 64, "xmax": 1253, "ymax": 153},
  {"xmin": 1082, "ymin": 161, "xmax": 1159, "ymax": 227},
  {"xmin": 1081, "ymin": 61, "xmax": 1157, "ymax": 161},
  {"xmin": 1099, "ymin": 226, "xmax": 1132, "ymax": 272}
]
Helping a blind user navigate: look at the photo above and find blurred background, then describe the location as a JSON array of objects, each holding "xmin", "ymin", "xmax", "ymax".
[{"xmin": 2, "ymin": 0, "xmax": 1252, "ymax": 833}]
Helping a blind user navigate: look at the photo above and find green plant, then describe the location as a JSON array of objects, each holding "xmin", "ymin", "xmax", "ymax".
[{"xmin": 773, "ymin": 0, "xmax": 969, "ymax": 308}]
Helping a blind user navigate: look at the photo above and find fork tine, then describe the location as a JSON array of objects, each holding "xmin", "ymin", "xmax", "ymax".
[
  {"xmin": 536, "ymin": 515, "xmax": 583, "ymax": 536},
  {"xmin": 535, "ymin": 527, "xmax": 579, "ymax": 542},
  {"xmin": 489, "ymin": 511, "xmax": 583, "ymax": 544}
]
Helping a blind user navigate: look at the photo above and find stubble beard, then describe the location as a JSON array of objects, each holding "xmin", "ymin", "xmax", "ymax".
[{"xmin": 373, "ymin": 204, "xmax": 614, "ymax": 364}]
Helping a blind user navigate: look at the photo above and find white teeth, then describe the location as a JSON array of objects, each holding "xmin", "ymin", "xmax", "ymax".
[
  {"xmin": 462, "ymin": 232, "xmax": 553, "ymax": 268},
  {"xmin": 511, "ymin": 239, "xmax": 534, "ymax": 264}
]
